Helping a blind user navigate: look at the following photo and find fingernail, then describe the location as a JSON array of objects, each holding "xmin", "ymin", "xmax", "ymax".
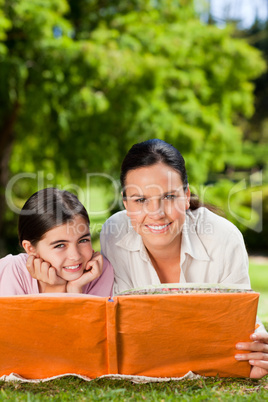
[
  {"xmin": 236, "ymin": 344, "xmax": 244, "ymax": 349},
  {"xmin": 249, "ymin": 360, "xmax": 255, "ymax": 364},
  {"xmin": 235, "ymin": 354, "xmax": 245, "ymax": 359},
  {"xmin": 251, "ymin": 334, "xmax": 257, "ymax": 340}
]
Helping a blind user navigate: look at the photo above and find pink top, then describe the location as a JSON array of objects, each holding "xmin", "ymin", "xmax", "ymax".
[{"xmin": 0, "ymin": 253, "xmax": 114, "ymax": 297}]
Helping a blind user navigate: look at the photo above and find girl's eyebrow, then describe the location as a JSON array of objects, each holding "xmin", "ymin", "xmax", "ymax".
[
  {"xmin": 49, "ymin": 240, "xmax": 68, "ymax": 246},
  {"xmin": 49, "ymin": 233, "xmax": 90, "ymax": 246},
  {"xmin": 79, "ymin": 233, "xmax": 91, "ymax": 239}
]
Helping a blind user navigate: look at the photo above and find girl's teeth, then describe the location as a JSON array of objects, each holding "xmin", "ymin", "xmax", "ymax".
[{"xmin": 64, "ymin": 264, "xmax": 80, "ymax": 270}]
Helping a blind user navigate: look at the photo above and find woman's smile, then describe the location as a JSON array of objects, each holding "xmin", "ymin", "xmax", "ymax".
[{"xmin": 145, "ymin": 222, "xmax": 172, "ymax": 233}]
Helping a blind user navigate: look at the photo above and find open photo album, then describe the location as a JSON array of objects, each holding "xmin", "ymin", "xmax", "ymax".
[{"xmin": 0, "ymin": 284, "xmax": 259, "ymax": 380}]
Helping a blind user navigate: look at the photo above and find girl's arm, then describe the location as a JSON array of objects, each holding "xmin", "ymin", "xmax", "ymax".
[
  {"xmin": 26, "ymin": 255, "xmax": 67, "ymax": 293},
  {"xmin": 66, "ymin": 252, "xmax": 103, "ymax": 293},
  {"xmin": 0, "ymin": 254, "xmax": 39, "ymax": 295}
]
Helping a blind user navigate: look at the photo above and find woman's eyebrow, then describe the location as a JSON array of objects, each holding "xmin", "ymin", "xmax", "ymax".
[
  {"xmin": 128, "ymin": 194, "xmax": 145, "ymax": 198},
  {"xmin": 163, "ymin": 191, "xmax": 177, "ymax": 195},
  {"xmin": 129, "ymin": 191, "xmax": 179, "ymax": 198}
]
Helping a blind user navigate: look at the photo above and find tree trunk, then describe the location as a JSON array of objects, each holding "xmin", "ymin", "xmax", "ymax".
[{"xmin": 0, "ymin": 102, "xmax": 19, "ymax": 239}]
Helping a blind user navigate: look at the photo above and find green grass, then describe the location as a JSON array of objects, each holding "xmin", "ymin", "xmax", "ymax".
[
  {"xmin": 249, "ymin": 260, "xmax": 268, "ymax": 322},
  {"xmin": 0, "ymin": 376, "xmax": 268, "ymax": 401}
]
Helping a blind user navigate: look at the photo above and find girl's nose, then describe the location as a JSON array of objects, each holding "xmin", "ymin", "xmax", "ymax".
[{"xmin": 68, "ymin": 245, "xmax": 81, "ymax": 260}]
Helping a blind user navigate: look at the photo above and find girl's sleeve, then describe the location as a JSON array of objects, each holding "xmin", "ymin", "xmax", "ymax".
[{"xmin": 0, "ymin": 254, "xmax": 36, "ymax": 296}]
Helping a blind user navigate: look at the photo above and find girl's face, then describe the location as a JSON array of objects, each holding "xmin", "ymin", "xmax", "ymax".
[
  {"xmin": 123, "ymin": 163, "xmax": 190, "ymax": 252},
  {"xmin": 29, "ymin": 215, "xmax": 93, "ymax": 281}
]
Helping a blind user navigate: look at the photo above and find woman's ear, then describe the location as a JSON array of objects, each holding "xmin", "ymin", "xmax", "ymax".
[
  {"xmin": 185, "ymin": 185, "xmax": 191, "ymax": 209},
  {"xmin": 121, "ymin": 191, "xmax": 127, "ymax": 211},
  {"xmin": 22, "ymin": 240, "xmax": 37, "ymax": 256}
]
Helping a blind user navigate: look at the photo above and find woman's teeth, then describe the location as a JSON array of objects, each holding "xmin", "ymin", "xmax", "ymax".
[{"xmin": 147, "ymin": 224, "xmax": 169, "ymax": 231}]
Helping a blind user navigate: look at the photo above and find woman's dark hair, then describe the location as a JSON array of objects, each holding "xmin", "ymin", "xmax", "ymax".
[
  {"xmin": 120, "ymin": 139, "xmax": 203, "ymax": 210},
  {"xmin": 18, "ymin": 188, "xmax": 89, "ymax": 246}
]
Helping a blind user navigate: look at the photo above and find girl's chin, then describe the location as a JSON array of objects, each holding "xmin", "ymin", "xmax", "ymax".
[{"xmin": 64, "ymin": 271, "xmax": 84, "ymax": 279}]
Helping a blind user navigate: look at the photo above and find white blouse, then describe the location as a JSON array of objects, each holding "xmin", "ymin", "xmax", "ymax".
[{"xmin": 100, "ymin": 207, "xmax": 250, "ymax": 295}]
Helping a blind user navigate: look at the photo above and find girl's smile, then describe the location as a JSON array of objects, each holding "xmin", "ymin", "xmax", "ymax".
[{"xmin": 63, "ymin": 263, "xmax": 83, "ymax": 272}]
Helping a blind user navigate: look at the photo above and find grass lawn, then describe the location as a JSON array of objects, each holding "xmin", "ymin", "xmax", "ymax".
[
  {"xmin": 249, "ymin": 260, "xmax": 268, "ymax": 323},
  {"xmin": 1, "ymin": 376, "xmax": 268, "ymax": 401}
]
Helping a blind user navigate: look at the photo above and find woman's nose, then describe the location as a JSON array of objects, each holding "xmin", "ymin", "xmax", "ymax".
[{"xmin": 146, "ymin": 198, "xmax": 165, "ymax": 218}]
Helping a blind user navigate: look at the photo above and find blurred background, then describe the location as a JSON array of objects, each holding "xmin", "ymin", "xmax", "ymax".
[{"xmin": 0, "ymin": 0, "xmax": 267, "ymax": 318}]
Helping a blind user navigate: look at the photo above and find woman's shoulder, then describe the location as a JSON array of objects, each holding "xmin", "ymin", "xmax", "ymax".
[
  {"xmin": 101, "ymin": 210, "xmax": 131, "ymax": 240},
  {"xmin": 190, "ymin": 207, "xmax": 243, "ymax": 239}
]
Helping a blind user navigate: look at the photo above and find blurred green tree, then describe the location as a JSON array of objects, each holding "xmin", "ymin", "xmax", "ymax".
[{"xmin": 0, "ymin": 0, "xmax": 265, "ymax": 251}]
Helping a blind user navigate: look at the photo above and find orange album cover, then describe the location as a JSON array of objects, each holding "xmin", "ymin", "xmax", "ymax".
[{"xmin": 0, "ymin": 287, "xmax": 259, "ymax": 379}]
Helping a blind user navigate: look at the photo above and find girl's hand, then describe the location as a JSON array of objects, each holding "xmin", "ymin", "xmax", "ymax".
[
  {"xmin": 235, "ymin": 332, "xmax": 268, "ymax": 378},
  {"xmin": 26, "ymin": 255, "xmax": 67, "ymax": 293},
  {"xmin": 66, "ymin": 252, "xmax": 103, "ymax": 293}
]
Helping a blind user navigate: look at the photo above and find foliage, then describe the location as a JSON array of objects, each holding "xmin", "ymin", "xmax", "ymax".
[
  {"xmin": 1, "ymin": 1, "xmax": 265, "ymax": 181},
  {"xmin": 0, "ymin": 0, "xmax": 266, "ymax": 251},
  {"xmin": 241, "ymin": 19, "xmax": 268, "ymax": 182}
]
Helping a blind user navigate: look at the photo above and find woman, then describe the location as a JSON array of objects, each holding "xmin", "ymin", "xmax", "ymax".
[{"xmin": 100, "ymin": 138, "xmax": 268, "ymax": 379}]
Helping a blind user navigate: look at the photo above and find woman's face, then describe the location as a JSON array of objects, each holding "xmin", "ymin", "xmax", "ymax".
[
  {"xmin": 30, "ymin": 215, "xmax": 93, "ymax": 281},
  {"xmin": 123, "ymin": 163, "xmax": 190, "ymax": 252}
]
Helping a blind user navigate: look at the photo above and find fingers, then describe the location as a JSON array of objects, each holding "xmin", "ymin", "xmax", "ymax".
[
  {"xmin": 67, "ymin": 253, "xmax": 103, "ymax": 292},
  {"xmin": 26, "ymin": 255, "xmax": 36, "ymax": 277},
  {"xmin": 250, "ymin": 365, "xmax": 268, "ymax": 379},
  {"xmin": 236, "ymin": 340, "xmax": 268, "ymax": 354},
  {"xmin": 249, "ymin": 359, "xmax": 268, "ymax": 369},
  {"xmin": 235, "ymin": 352, "xmax": 268, "ymax": 362},
  {"xmin": 47, "ymin": 267, "xmax": 61, "ymax": 284},
  {"xmin": 235, "ymin": 334, "xmax": 268, "ymax": 378},
  {"xmin": 26, "ymin": 255, "xmax": 65, "ymax": 285},
  {"xmin": 26, "ymin": 256, "xmax": 49, "ymax": 280},
  {"xmin": 251, "ymin": 332, "xmax": 268, "ymax": 343},
  {"xmin": 85, "ymin": 252, "xmax": 103, "ymax": 274}
]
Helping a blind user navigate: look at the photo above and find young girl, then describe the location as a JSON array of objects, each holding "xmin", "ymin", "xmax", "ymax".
[{"xmin": 0, "ymin": 188, "xmax": 114, "ymax": 296}]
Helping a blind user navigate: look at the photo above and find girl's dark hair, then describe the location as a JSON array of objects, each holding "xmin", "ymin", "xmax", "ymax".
[
  {"xmin": 18, "ymin": 188, "xmax": 89, "ymax": 246},
  {"xmin": 120, "ymin": 139, "xmax": 202, "ymax": 210}
]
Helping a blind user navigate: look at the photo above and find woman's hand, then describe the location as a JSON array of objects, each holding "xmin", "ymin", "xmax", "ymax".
[
  {"xmin": 26, "ymin": 255, "xmax": 67, "ymax": 293},
  {"xmin": 66, "ymin": 252, "xmax": 103, "ymax": 293},
  {"xmin": 235, "ymin": 332, "xmax": 268, "ymax": 378}
]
